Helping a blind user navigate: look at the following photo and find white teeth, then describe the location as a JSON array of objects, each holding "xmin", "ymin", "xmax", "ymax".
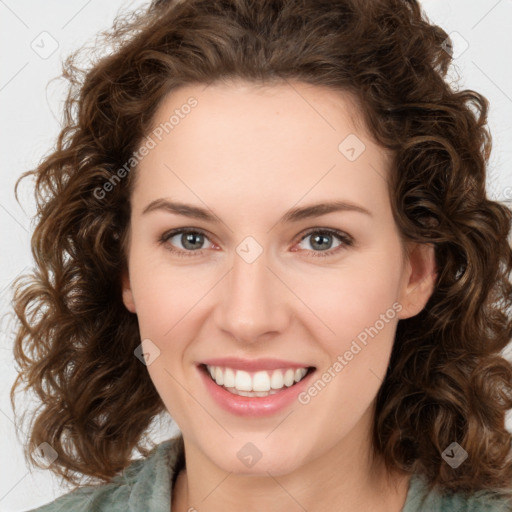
[
  {"xmin": 223, "ymin": 367, "xmax": 236, "ymax": 388},
  {"xmin": 283, "ymin": 369, "xmax": 295, "ymax": 387},
  {"xmin": 205, "ymin": 365, "xmax": 309, "ymax": 393},
  {"xmin": 214, "ymin": 366, "xmax": 224, "ymax": 386},
  {"xmin": 270, "ymin": 369, "xmax": 284, "ymax": 389},
  {"xmin": 234, "ymin": 370, "xmax": 252, "ymax": 391},
  {"xmin": 253, "ymin": 371, "xmax": 271, "ymax": 391}
]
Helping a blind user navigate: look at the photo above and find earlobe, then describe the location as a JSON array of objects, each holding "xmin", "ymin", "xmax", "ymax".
[
  {"xmin": 121, "ymin": 271, "xmax": 137, "ymax": 314},
  {"xmin": 397, "ymin": 242, "xmax": 437, "ymax": 320}
]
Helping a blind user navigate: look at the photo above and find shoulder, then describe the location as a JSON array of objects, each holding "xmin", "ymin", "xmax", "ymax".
[
  {"xmin": 403, "ymin": 473, "xmax": 512, "ymax": 512},
  {"xmin": 24, "ymin": 435, "xmax": 184, "ymax": 512}
]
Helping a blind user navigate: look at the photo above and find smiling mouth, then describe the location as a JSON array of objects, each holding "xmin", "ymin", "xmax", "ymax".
[{"xmin": 198, "ymin": 363, "xmax": 316, "ymax": 397}]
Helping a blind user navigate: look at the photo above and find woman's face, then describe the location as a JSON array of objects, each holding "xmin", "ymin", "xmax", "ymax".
[{"xmin": 122, "ymin": 80, "xmax": 434, "ymax": 476}]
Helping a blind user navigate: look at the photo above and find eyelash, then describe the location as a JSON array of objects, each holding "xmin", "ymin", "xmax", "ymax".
[{"xmin": 158, "ymin": 227, "xmax": 353, "ymax": 258}]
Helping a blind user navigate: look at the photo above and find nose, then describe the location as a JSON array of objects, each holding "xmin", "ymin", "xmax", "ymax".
[{"xmin": 214, "ymin": 246, "xmax": 290, "ymax": 345}]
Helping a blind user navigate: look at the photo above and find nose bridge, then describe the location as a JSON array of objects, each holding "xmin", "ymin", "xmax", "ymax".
[{"xmin": 215, "ymin": 243, "xmax": 287, "ymax": 342}]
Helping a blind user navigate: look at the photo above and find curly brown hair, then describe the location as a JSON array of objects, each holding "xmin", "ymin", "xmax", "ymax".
[{"xmin": 10, "ymin": 0, "xmax": 512, "ymax": 498}]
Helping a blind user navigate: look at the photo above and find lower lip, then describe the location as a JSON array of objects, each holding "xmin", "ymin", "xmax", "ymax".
[{"xmin": 198, "ymin": 365, "xmax": 316, "ymax": 417}]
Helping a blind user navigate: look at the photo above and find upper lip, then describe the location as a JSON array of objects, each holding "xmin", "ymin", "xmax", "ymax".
[{"xmin": 199, "ymin": 357, "xmax": 315, "ymax": 371}]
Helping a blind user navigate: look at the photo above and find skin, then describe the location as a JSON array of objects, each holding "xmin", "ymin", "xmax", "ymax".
[{"xmin": 122, "ymin": 79, "xmax": 436, "ymax": 512}]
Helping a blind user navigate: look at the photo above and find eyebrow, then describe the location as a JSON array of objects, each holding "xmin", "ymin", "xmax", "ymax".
[{"xmin": 141, "ymin": 198, "xmax": 372, "ymax": 223}]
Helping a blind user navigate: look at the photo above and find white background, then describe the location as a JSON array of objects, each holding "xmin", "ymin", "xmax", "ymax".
[{"xmin": 1, "ymin": 1, "xmax": 512, "ymax": 510}]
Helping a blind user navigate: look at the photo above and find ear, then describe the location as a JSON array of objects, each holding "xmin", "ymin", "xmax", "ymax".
[
  {"xmin": 121, "ymin": 270, "xmax": 137, "ymax": 314},
  {"xmin": 397, "ymin": 242, "xmax": 437, "ymax": 320}
]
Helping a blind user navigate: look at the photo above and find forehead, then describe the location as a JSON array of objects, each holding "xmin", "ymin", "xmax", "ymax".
[{"xmin": 132, "ymin": 80, "xmax": 392, "ymax": 219}]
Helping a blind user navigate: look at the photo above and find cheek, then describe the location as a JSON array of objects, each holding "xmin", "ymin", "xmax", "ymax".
[
  {"xmin": 128, "ymin": 244, "xmax": 214, "ymax": 336},
  {"xmin": 128, "ymin": 261, "xmax": 203, "ymax": 420},
  {"xmin": 293, "ymin": 260, "xmax": 403, "ymax": 431},
  {"xmin": 290, "ymin": 252, "xmax": 404, "ymax": 347}
]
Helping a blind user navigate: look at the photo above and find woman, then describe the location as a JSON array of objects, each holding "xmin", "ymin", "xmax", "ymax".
[{"xmin": 11, "ymin": 0, "xmax": 512, "ymax": 510}]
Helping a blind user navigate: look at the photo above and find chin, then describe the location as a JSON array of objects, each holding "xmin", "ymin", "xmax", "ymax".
[{"xmin": 203, "ymin": 439, "xmax": 307, "ymax": 477}]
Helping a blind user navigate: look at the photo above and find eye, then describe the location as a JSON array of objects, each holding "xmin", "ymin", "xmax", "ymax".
[
  {"xmin": 159, "ymin": 227, "xmax": 353, "ymax": 258},
  {"xmin": 159, "ymin": 228, "xmax": 215, "ymax": 257},
  {"xmin": 293, "ymin": 228, "xmax": 353, "ymax": 257}
]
